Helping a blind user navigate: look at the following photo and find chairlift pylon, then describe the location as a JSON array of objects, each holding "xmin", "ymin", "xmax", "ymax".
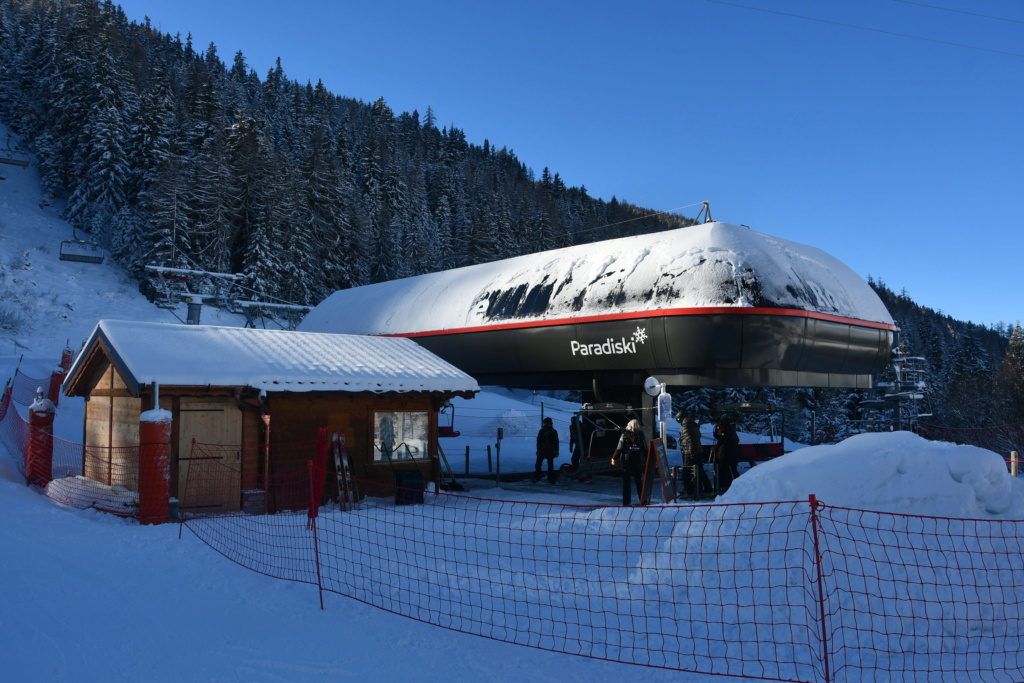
[{"xmin": 694, "ymin": 201, "xmax": 713, "ymax": 224}]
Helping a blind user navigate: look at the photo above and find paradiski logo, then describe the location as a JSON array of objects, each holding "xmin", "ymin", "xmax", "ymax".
[{"xmin": 570, "ymin": 326, "xmax": 648, "ymax": 356}]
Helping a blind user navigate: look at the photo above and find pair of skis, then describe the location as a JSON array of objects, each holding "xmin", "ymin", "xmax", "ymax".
[{"xmin": 331, "ymin": 432, "xmax": 356, "ymax": 509}]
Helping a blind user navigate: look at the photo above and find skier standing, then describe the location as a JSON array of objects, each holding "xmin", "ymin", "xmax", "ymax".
[
  {"xmin": 677, "ymin": 410, "xmax": 712, "ymax": 497},
  {"xmin": 612, "ymin": 419, "xmax": 647, "ymax": 506},
  {"xmin": 534, "ymin": 417, "xmax": 560, "ymax": 483}
]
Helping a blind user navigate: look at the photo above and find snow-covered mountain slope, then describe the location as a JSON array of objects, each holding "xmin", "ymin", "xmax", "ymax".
[{"xmin": 0, "ymin": 126, "xmax": 244, "ymax": 361}]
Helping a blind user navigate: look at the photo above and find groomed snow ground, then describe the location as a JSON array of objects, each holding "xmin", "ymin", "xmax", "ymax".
[{"xmin": 2, "ymin": 122, "xmax": 1021, "ymax": 682}]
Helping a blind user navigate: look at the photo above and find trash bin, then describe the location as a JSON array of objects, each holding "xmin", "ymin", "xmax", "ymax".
[
  {"xmin": 394, "ymin": 470, "xmax": 424, "ymax": 506},
  {"xmin": 242, "ymin": 489, "xmax": 266, "ymax": 515}
]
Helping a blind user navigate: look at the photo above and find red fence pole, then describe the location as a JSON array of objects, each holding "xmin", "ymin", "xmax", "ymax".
[
  {"xmin": 46, "ymin": 348, "xmax": 73, "ymax": 407},
  {"xmin": 307, "ymin": 459, "xmax": 325, "ymax": 610},
  {"xmin": 138, "ymin": 409, "xmax": 172, "ymax": 525},
  {"xmin": 26, "ymin": 391, "xmax": 55, "ymax": 487},
  {"xmin": 808, "ymin": 494, "xmax": 831, "ymax": 683},
  {"xmin": 47, "ymin": 368, "xmax": 64, "ymax": 407}
]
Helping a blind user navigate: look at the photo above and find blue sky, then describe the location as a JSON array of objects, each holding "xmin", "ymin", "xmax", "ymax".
[{"xmin": 113, "ymin": 0, "xmax": 1023, "ymax": 330}]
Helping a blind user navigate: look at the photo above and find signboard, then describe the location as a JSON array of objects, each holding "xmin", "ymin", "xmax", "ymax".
[
  {"xmin": 657, "ymin": 390, "xmax": 673, "ymax": 424},
  {"xmin": 648, "ymin": 437, "xmax": 676, "ymax": 503}
]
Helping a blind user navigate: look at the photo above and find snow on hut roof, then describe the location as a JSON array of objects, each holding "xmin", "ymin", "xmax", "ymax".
[
  {"xmin": 299, "ymin": 222, "xmax": 894, "ymax": 335},
  {"xmin": 67, "ymin": 320, "xmax": 480, "ymax": 395}
]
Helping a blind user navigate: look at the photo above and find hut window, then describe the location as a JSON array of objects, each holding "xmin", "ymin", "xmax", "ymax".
[{"xmin": 373, "ymin": 411, "xmax": 429, "ymax": 462}]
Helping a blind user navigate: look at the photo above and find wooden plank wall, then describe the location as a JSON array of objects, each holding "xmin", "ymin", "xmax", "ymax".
[
  {"xmin": 82, "ymin": 361, "xmax": 141, "ymax": 487},
  {"xmin": 75, "ymin": 349, "xmax": 451, "ymax": 505},
  {"xmin": 267, "ymin": 392, "xmax": 442, "ymax": 491}
]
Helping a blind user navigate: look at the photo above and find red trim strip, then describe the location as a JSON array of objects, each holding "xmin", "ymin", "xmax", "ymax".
[{"xmin": 387, "ymin": 307, "xmax": 897, "ymax": 338}]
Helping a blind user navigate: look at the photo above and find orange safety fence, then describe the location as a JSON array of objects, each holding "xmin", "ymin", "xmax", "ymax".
[
  {"xmin": 1, "ymin": 387, "xmax": 145, "ymax": 516},
  {"xmin": 181, "ymin": 439, "xmax": 1024, "ymax": 683},
  {"xmin": 4, "ymin": 355, "xmax": 1024, "ymax": 681}
]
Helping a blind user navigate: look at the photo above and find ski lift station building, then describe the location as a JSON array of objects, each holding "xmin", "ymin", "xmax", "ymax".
[
  {"xmin": 299, "ymin": 222, "xmax": 898, "ymax": 397},
  {"xmin": 62, "ymin": 320, "xmax": 479, "ymax": 514}
]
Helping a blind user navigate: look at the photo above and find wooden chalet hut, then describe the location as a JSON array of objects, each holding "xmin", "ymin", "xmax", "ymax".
[{"xmin": 63, "ymin": 319, "xmax": 479, "ymax": 514}]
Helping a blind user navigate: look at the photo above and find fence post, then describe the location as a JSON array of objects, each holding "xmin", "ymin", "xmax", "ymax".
[
  {"xmin": 1012, "ymin": 451, "xmax": 1019, "ymax": 477},
  {"xmin": 465, "ymin": 445, "xmax": 470, "ymax": 475},
  {"xmin": 495, "ymin": 427, "xmax": 503, "ymax": 489},
  {"xmin": 138, "ymin": 407, "xmax": 172, "ymax": 524},
  {"xmin": 26, "ymin": 389, "xmax": 55, "ymax": 488},
  {"xmin": 47, "ymin": 364, "xmax": 68, "ymax": 407},
  {"xmin": 808, "ymin": 494, "xmax": 831, "ymax": 683},
  {"xmin": 0, "ymin": 382, "xmax": 10, "ymax": 421},
  {"xmin": 487, "ymin": 444, "xmax": 492, "ymax": 472},
  {"xmin": 307, "ymin": 460, "xmax": 325, "ymax": 611}
]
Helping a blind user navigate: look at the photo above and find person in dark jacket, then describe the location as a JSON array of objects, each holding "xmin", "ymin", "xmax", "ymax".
[
  {"xmin": 676, "ymin": 410, "xmax": 712, "ymax": 497},
  {"xmin": 568, "ymin": 415, "xmax": 581, "ymax": 467},
  {"xmin": 612, "ymin": 419, "xmax": 647, "ymax": 505},
  {"xmin": 534, "ymin": 417, "xmax": 560, "ymax": 483},
  {"xmin": 712, "ymin": 416, "xmax": 741, "ymax": 493}
]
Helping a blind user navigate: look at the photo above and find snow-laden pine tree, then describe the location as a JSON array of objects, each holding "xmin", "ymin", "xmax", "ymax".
[{"xmin": 998, "ymin": 324, "xmax": 1024, "ymax": 423}]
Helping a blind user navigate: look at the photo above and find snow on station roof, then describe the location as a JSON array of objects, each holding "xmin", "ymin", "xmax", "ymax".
[
  {"xmin": 65, "ymin": 320, "xmax": 480, "ymax": 396},
  {"xmin": 299, "ymin": 222, "xmax": 895, "ymax": 336}
]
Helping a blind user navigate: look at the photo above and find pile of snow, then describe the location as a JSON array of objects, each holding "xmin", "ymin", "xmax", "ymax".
[
  {"xmin": 44, "ymin": 475, "xmax": 138, "ymax": 515},
  {"xmin": 721, "ymin": 431, "xmax": 1024, "ymax": 519}
]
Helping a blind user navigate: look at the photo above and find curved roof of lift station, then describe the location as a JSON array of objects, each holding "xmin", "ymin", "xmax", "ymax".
[{"xmin": 299, "ymin": 222, "xmax": 897, "ymax": 388}]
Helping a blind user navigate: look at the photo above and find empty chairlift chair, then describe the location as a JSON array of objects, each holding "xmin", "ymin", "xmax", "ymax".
[{"xmin": 59, "ymin": 227, "xmax": 104, "ymax": 264}]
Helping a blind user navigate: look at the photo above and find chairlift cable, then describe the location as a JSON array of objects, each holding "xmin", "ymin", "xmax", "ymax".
[{"xmin": 517, "ymin": 200, "xmax": 708, "ymax": 250}]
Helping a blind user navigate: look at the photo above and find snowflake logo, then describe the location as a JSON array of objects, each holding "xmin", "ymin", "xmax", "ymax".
[{"xmin": 632, "ymin": 326, "xmax": 648, "ymax": 345}]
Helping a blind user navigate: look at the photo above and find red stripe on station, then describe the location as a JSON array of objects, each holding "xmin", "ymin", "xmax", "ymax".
[{"xmin": 386, "ymin": 307, "xmax": 898, "ymax": 339}]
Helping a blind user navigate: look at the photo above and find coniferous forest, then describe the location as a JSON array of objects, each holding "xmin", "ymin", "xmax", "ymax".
[
  {"xmin": 0, "ymin": 0, "xmax": 1021, "ymax": 440},
  {"xmin": 0, "ymin": 0, "xmax": 692, "ymax": 305}
]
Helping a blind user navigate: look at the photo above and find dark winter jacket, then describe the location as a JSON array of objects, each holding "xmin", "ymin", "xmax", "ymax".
[
  {"xmin": 536, "ymin": 425, "xmax": 559, "ymax": 459},
  {"xmin": 679, "ymin": 416, "xmax": 703, "ymax": 466},
  {"xmin": 713, "ymin": 420, "xmax": 740, "ymax": 464},
  {"xmin": 613, "ymin": 429, "xmax": 646, "ymax": 467}
]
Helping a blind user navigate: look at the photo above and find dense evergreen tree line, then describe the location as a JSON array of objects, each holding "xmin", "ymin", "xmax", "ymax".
[
  {"xmin": 0, "ymin": 0, "xmax": 691, "ymax": 306},
  {"xmin": 674, "ymin": 284, "xmax": 1020, "ymax": 445},
  {"xmin": 869, "ymin": 280, "xmax": 1021, "ymax": 430},
  {"xmin": 1, "ymin": 0, "xmax": 1018, "ymax": 439}
]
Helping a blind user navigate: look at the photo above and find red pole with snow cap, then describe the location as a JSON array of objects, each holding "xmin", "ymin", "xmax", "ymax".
[
  {"xmin": 138, "ymin": 390, "xmax": 172, "ymax": 525},
  {"xmin": 47, "ymin": 347, "xmax": 73, "ymax": 406},
  {"xmin": 58, "ymin": 346, "xmax": 74, "ymax": 372},
  {"xmin": 26, "ymin": 388, "xmax": 55, "ymax": 488}
]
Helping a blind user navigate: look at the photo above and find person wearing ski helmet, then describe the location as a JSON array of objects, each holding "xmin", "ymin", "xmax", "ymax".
[{"xmin": 534, "ymin": 416, "xmax": 560, "ymax": 484}]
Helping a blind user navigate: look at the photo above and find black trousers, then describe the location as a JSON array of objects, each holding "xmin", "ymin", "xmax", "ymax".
[
  {"xmin": 715, "ymin": 458, "xmax": 737, "ymax": 492},
  {"xmin": 683, "ymin": 460, "xmax": 713, "ymax": 496},
  {"xmin": 534, "ymin": 455, "xmax": 556, "ymax": 483},
  {"xmin": 621, "ymin": 460, "xmax": 645, "ymax": 505}
]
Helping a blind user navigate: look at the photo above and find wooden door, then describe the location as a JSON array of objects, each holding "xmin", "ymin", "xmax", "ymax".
[{"xmin": 177, "ymin": 398, "xmax": 243, "ymax": 513}]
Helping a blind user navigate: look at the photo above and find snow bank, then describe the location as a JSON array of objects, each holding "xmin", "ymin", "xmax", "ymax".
[
  {"xmin": 719, "ymin": 431, "xmax": 1024, "ymax": 519},
  {"xmin": 45, "ymin": 475, "xmax": 138, "ymax": 515}
]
